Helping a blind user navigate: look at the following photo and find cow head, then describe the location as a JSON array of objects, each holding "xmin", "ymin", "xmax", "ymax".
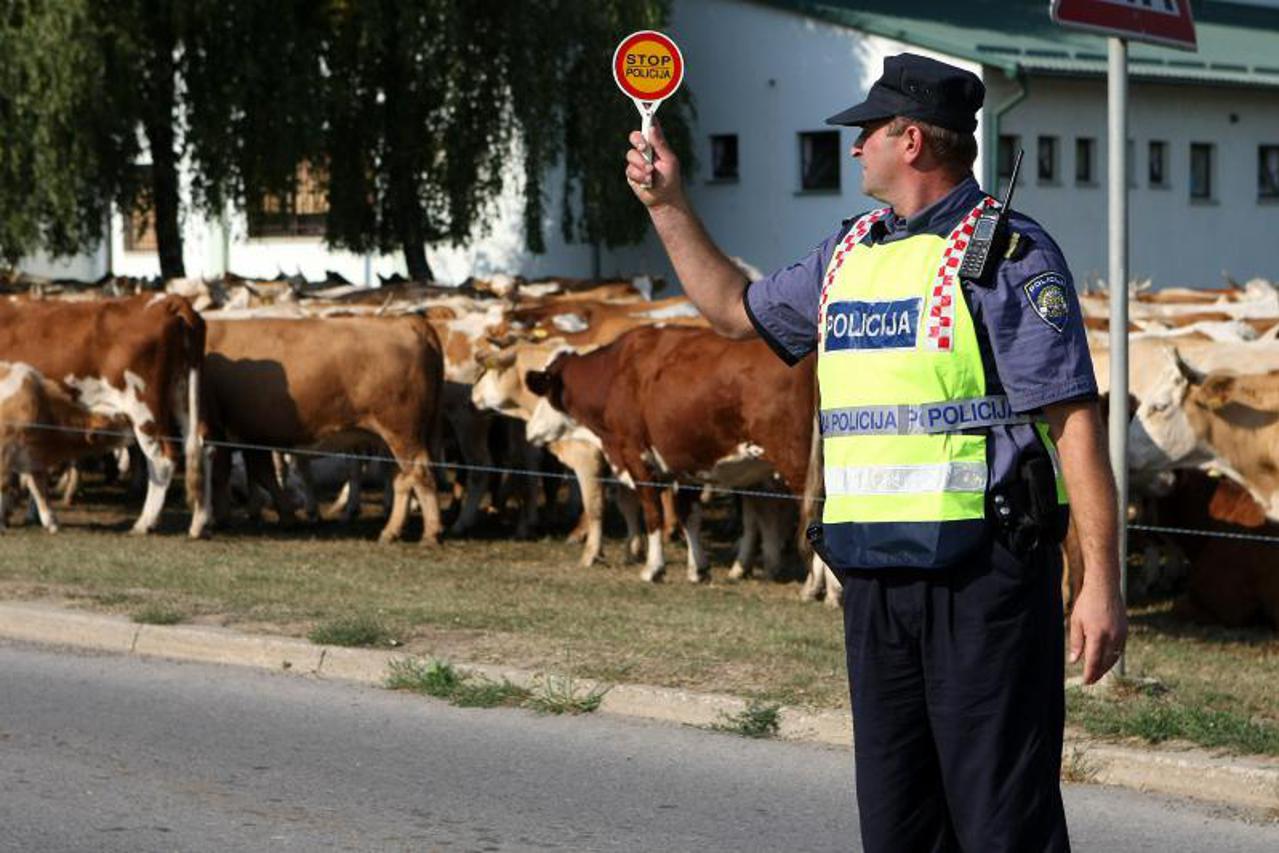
[{"xmin": 1128, "ymin": 345, "xmax": 1211, "ymax": 472}]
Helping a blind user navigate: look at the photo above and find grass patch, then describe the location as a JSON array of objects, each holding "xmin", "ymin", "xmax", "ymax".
[
  {"xmin": 524, "ymin": 674, "xmax": 609, "ymax": 715},
  {"xmin": 308, "ymin": 615, "xmax": 398, "ymax": 648},
  {"xmin": 131, "ymin": 603, "xmax": 186, "ymax": 625},
  {"xmin": 385, "ymin": 657, "xmax": 532, "ymax": 709},
  {"xmin": 710, "ymin": 701, "xmax": 782, "ymax": 739},
  {"xmin": 1067, "ymin": 685, "xmax": 1279, "ymax": 755}
]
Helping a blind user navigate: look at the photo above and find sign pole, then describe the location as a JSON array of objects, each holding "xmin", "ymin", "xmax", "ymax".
[{"xmin": 1107, "ymin": 35, "xmax": 1129, "ymax": 679}]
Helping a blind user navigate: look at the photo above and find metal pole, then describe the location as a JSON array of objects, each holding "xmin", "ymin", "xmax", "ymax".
[{"xmin": 1107, "ymin": 37, "xmax": 1129, "ymax": 678}]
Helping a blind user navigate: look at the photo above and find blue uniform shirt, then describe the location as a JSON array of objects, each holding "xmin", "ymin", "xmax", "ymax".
[{"xmin": 743, "ymin": 175, "xmax": 1098, "ymax": 496}]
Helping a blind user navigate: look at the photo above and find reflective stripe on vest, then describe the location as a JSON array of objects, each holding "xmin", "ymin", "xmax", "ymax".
[
  {"xmin": 820, "ymin": 394, "xmax": 1030, "ymax": 437},
  {"xmin": 825, "ymin": 461, "xmax": 988, "ymax": 497}
]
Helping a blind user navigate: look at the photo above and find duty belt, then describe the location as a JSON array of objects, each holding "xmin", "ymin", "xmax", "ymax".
[{"xmin": 820, "ymin": 394, "xmax": 1030, "ymax": 437}]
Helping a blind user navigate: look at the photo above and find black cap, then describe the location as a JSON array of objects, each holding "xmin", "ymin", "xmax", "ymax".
[{"xmin": 825, "ymin": 53, "xmax": 984, "ymax": 134}]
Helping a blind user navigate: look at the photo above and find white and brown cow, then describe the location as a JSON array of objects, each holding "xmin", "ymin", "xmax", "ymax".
[
  {"xmin": 0, "ymin": 294, "xmax": 210, "ymax": 537},
  {"xmin": 526, "ymin": 326, "xmax": 814, "ymax": 582},
  {"xmin": 0, "ymin": 362, "xmax": 133, "ymax": 531},
  {"xmin": 204, "ymin": 315, "xmax": 444, "ymax": 544}
]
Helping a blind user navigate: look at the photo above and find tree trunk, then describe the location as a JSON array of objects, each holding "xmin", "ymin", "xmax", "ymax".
[
  {"xmin": 401, "ymin": 235, "xmax": 433, "ymax": 283},
  {"xmin": 139, "ymin": 4, "xmax": 184, "ymax": 280}
]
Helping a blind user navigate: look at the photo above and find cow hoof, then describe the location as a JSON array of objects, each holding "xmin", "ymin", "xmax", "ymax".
[
  {"xmin": 799, "ymin": 584, "xmax": 820, "ymax": 602},
  {"xmin": 727, "ymin": 561, "xmax": 749, "ymax": 581},
  {"xmin": 378, "ymin": 531, "xmax": 401, "ymax": 544},
  {"xmin": 45, "ymin": 525, "xmax": 59, "ymax": 535},
  {"xmin": 128, "ymin": 524, "xmax": 151, "ymax": 537},
  {"xmin": 687, "ymin": 570, "xmax": 709, "ymax": 584},
  {"xmin": 640, "ymin": 566, "xmax": 665, "ymax": 583},
  {"xmin": 419, "ymin": 532, "xmax": 442, "ymax": 547},
  {"xmin": 824, "ymin": 592, "xmax": 844, "ymax": 609}
]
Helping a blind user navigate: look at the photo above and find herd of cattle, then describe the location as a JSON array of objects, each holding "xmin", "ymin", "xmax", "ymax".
[{"xmin": 0, "ymin": 269, "xmax": 1276, "ymax": 629}]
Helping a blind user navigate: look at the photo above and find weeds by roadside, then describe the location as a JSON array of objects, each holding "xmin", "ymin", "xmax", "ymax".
[
  {"xmin": 309, "ymin": 615, "xmax": 400, "ymax": 648},
  {"xmin": 386, "ymin": 657, "xmax": 531, "ymax": 709},
  {"xmin": 710, "ymin": 701, "xmax": 782, "ymax": 739},
  {"xmin": 524, "ymin": 674, "xmax": 609, "ymax": 715},
  {"xmin": 131, "ymin": 604, "xmax": 185, "ymax": 625},
  {"xmin": 386, "ymin": 658, "xmax": 607, "ymax": 713},
  {"xmin": 1061, "ymin": 746, "xmax": 1100, "ymax": 784}
]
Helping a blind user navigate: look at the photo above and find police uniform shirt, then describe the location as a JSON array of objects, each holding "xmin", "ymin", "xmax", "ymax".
[{"xmin": 742, "ymin": 174, "xmax": 1099, "ymax": 499}]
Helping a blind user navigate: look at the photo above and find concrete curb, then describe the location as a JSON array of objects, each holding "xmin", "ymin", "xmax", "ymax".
[{"xmin": 1, "ymin": 600, "xmax": 1274, "ymax": 814}]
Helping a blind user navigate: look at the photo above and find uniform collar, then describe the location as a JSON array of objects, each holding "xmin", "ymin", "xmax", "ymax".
[{"xmin": 870, "ymin": 175, "xmax": 985, "ymax": 242}]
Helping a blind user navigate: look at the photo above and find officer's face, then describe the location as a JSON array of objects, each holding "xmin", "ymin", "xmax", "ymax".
[{"xmin": 851, "ymin": 119, "xmax": 894, "ymax": 200}]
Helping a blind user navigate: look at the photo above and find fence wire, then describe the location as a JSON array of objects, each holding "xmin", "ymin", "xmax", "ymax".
[{"xmin": 6, "ymin": 417, "xmax": 1279, "ymax": 545}]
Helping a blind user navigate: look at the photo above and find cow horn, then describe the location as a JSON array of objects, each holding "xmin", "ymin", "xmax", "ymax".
[{"xmin": 1169, "ymin": 347, "xmax": 1205, "ymax": 385}]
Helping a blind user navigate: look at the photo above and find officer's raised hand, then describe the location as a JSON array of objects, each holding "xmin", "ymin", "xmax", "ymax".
[{"xmin": 626, "ymin": 120, "xmax": 683, "ymax": 208}]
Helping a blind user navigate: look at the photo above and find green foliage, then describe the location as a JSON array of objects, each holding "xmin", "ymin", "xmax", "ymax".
[
  {"xmin": 385, "ymin": 657, "xmax": 533, "ymax": 708},
  {"xmin": 308, "ymin": 614, "xmax": 397, "ymax": 647},
  {"xmin": 524, "ymin": 673, "xmax": 609, "ymax": 715},
  {"xmin": 710, "ymin": 701, "xmax": 782, "ymax": 739},
  {"xmin": 131, "ymin": 603, "xmax": 186, "ymax": 625},
  {"xmin": 1067, "ymin": 685, "xmax": 1279, "ymax": 756}
]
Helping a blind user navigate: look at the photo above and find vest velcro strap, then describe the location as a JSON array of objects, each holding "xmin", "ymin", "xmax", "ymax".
[
  {"xmin": 824, "ymin": 461, "xmax": 988, "ymax": 496},
  {"xmin": 820, "ymin": 395, "xmax": 1030, "ymax": 437}
]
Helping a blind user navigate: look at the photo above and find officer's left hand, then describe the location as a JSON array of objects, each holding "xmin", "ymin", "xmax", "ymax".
[{"xmin": 1070, "ymin": 579, "xmax": 1128, "ymax": 684}]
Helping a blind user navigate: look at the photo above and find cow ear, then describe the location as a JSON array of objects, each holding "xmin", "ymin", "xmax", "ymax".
[
  {"xmin": 1207, "ymin": 477, "xmax": 1267, "ymax": 528},
  {"xmin": 525, "ymin": 370, "xmax": 552, "ymax": 397},
  {"xmin": 1197, "ymin": 372, "xmax": 1236, "ymax": 410}
]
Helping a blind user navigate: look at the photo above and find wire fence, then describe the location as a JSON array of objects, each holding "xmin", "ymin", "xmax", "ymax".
[{"xmin": 7, "ymin": 417, "xmax": 1279, "ymax": 546}]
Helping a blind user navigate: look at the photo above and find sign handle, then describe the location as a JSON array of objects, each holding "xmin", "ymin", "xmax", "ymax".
[{"xmin": 634, "ymin": 99, "xmax": 657, "ymax": 164}]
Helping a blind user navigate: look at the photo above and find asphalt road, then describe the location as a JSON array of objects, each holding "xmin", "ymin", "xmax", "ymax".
[{"xmin": 1, "ymin": 641, "xmax": 1275, "ymax": 852}]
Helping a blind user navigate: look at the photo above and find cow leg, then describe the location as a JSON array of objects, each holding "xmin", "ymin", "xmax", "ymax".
[
  {"xmin": 131, "ymin": 424, "xmax": 174, "ymax": 535},
  {"xmin": 822, "ymin": 560, "xmax": 844, "ymax": 609},
  {"xmin": 378, "ymin": 442, "xmax": 441, "ymax": 545},
  {"xmin": 288, "ymin": 455, "xmax": 321, "ymax": 522},
  {"xmin": 211, "ymin": 446, "xmax": 233, "ymax": 525},
  {"xmin": 616, "ymin": 486, "xmax": 645, "ymax": 562},
  {"xmin": 56, "ymin": 464, "xmax": 79, "ymax": 508},
  {"xmin": 174, "ymin": 367, "xmax": 211, "ymax": 539},
  {"xmin": 247, "ymin": 450, "xmax": 298, "ymax": 524},
  {"xmin": 549, "ymin": 441, "xmax": 606, "ymax": 568},
  {"xmin": 633, "ymin": 476, "xmax": 667, "ymax": 583},
  {"xmin": 679, "ymin": 489, "xmax": 710, "ymax": 583},
  {"xmin": 20, "ymin": 473, "xmax": 58, "ymax": 533},
  {"xmin": 759, "ymin": 497, "xmax": 790, "ymax": 581},
  {"xmin": 510, "ymin": 427, "xmax": 543, "ymax": 540},
  {"xmin": 660, "ymin": 486, "xmax": 679, "ymax": 543},
  {"xmin": 729, "ymin": 496, "xmax": 760, "ymax": 580},
  {"xmin": 444, "ymin": 396, "xmax": 492, "ymax": 536},
  {"xmin": 801, "ymin": 553, "xmax": 827, "ymax": 602},
  {"xmin": 321, "ymin": 458, "xmax": 363, "ymax": 522}
]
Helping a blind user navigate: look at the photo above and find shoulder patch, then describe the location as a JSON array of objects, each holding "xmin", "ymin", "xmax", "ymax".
[{"xmin": 1023, "ymin": 272, "xmax": 1070, "ymax": 333}]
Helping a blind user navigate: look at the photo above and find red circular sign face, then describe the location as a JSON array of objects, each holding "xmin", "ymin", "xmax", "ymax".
[{"xmin": 612, "ymin": 30, "xmax": 684, "ymax": 102}]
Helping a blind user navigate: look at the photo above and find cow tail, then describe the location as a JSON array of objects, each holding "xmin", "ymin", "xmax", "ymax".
[
  {"xmin": 798, "ymin": 405, "xmax": 823, "ymax": 560},
  {"xmin": 183, "ymin": 313, "xmax": 208, "ymax": 513}
]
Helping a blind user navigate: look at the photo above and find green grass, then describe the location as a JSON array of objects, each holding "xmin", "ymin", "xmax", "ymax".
[
  {"xmin": 131, "ymin": 603, "xmax": 186, "ymax": 625},
  {"xmin": 710, "ymin": 701, "xmax": 782, "ymax": 739},
  {"xmin": 385, "ymin": 658, "xmax": 535, "ymax": 709},
  {"xmin": 308, "ymin": 614, "xmax": 398, "ymax": 648},
  {"xmin": 523, "ymin": 674, "xmax": 609, "ymax": 715}
]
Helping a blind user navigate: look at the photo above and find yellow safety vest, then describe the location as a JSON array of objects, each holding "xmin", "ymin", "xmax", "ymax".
[{"xmin": 815, "ymin": 201, "xmax": 1067, "ymax": 569}]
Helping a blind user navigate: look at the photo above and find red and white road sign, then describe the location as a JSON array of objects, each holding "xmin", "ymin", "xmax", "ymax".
[
  {"xmin": 1050, "ymin": 0, "xmax": 1197, "ymax": 51},
  {"xmin": 613, "ymin": 30, "xmax": 684, "ymax": 103}
]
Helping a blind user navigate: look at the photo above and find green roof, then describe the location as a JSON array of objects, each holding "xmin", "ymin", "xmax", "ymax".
[{"xmin": 759, "ymin": 1, "xmax": 1279, "ymax": 87}]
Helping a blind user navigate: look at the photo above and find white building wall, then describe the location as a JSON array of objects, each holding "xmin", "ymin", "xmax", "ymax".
[{"xmin": 990, "ymin": 75, "xmax": 1279, "ymax": 288}]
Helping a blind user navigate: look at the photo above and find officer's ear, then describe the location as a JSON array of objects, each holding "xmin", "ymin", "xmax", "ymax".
[{"xmin": 898, "ymin": 123, "xmax": 927, "ymax": 166}]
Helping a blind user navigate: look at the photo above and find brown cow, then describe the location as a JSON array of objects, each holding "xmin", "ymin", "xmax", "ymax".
[
  {"xmin": 0, "ymin": 362, "xmax": 131, "ymax": 531},
  {"xmin": 204, "ymin": 316, "xmax": 444, "ymax": 544},
  {"xmin": 0, "ymin": 294, "xmax": 210, "ymax": 537},
  {"xmin": 526, "ymin": 326, "xmax": 813, "ymax": 582}
]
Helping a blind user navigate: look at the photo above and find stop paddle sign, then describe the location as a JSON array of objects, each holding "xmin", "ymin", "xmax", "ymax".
[{"xmin": 613, "ymin": 30, "xmax": 684, "ymax": 161}]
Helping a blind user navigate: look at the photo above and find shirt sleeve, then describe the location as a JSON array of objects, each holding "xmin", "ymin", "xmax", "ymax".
[
  {"xmin": 974, "ymin": 222, "xmax": 1098, "ymax": 413},
  {"xmin": 742, "ymin": 228, "xmax": 843, "ymax": 366}
]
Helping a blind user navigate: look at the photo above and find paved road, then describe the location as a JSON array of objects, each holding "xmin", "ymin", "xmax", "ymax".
[{"xmin": 1, "ymin": 641, "xmax": 1275, "ymax": 852}]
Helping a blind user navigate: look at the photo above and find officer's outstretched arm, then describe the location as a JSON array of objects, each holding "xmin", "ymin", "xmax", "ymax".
[
  {"xmin": 1045, "ymin": 399, "xmax": 1128, "ymax": 685},
  {"xmin": 625, "ymin": 121, "xmax": 756, "ymax": 340}
]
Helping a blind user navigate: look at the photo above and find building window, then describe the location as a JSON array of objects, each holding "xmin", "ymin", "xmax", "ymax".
[
  {"xmin": 799, "ymin": 131, "xmax": 840, "ymax": 192},
  {"xmin": 710, "ymin": 134, "xmax": 739, "ymax": 181},
  {"xmin": 1037, "ymin": 136, "xmax": 1057, "ymax": 183},
  {"xmin": 248, "ymin": 161, "xmax": 329, "ymax": 238},
  {"xmin": 1190, "ymin": 143, "xmax": 1214, "ymax": 200},
  {"xmin": 123, "ymin": 165, "xmax": 157, "ymax": 252},
  {"xmin": 1075, "ymin": 137, "xmax": 1095, "ymax": 184},
  {"xmin": 1127, "ymin": 138, "xmax": 1137, "ymax": 188},
  {"xmin": 1260, "ymin": 145, "xmax": 1279, "ymax": 200},
  {"xmin": 1149, "ymin": 140, "xmax": 1168, "ymax": 188}
]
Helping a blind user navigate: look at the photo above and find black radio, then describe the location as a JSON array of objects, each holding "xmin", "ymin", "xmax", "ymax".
[{"xmin": 959, "ymin": 147, "xmax": 1023, "ymax": 285}]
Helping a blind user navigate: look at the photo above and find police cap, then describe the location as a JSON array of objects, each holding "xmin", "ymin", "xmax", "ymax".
[{"xmin": 825, "ymin": 53, "xmax": 985, "ymax": 134}]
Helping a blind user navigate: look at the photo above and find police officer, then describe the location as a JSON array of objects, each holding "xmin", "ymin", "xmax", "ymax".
[{"xmin": 625, "ymin": 53, "xmax": 1127, "ymax": 851}]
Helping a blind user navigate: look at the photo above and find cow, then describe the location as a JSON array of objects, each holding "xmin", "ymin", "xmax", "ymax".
[
  {"xmin": 525, "ymin": 326, "xmax": 814, "ymax": 582},
  {"xmin": 0, "ymin": 362, "xmax": 133, "ymax": 531},
  {"xmin": 203, "ymin": 315, "xmax": 444, "ymax": 544},
  {"xmin": 1129, "ymin": 346, "xmax": 1279, "ymax": 521},
  {"xmin": 0, "ymin": 294, "xmax": 210, "ymax": 537}
]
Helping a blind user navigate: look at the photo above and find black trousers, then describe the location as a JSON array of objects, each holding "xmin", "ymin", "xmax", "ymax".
[{"xmin": 841, "ymin": 540, "xmax": 1069, "ymax": 853}]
